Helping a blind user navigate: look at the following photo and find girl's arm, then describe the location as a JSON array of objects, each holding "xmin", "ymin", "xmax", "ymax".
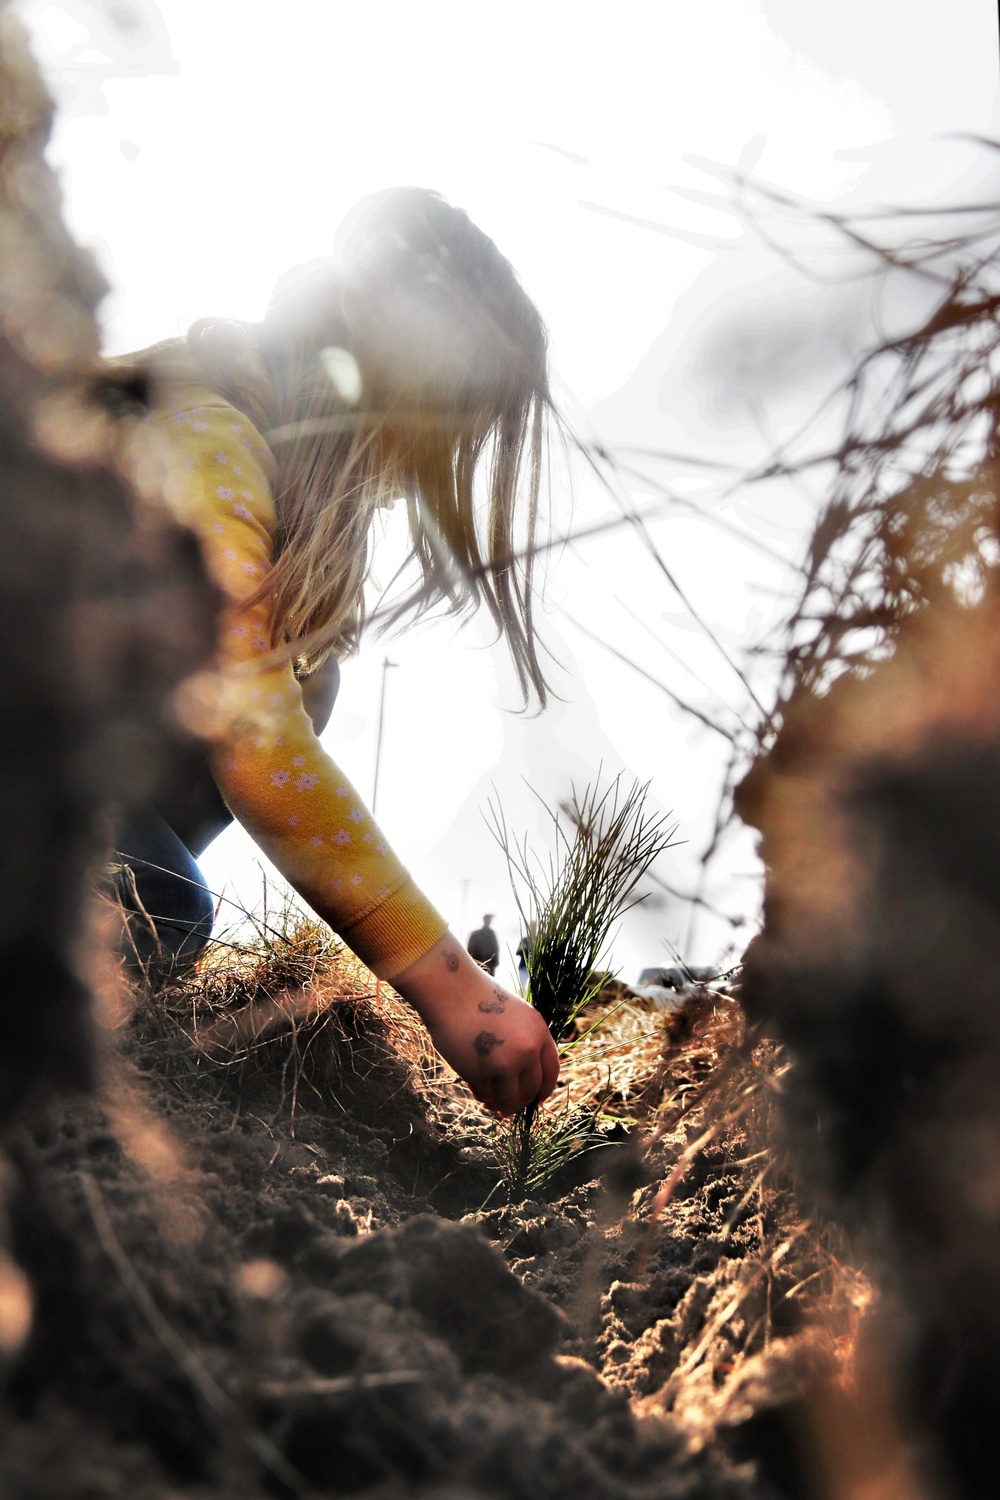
[
  {"xmin": 149, "ymin": 394, "xmax": 558, "ymax": 1109},
  {"xmin": 151, "ymin": 395, "xmax": 446, "ymax": 977},
  {"xmin": 391, "ymin": 932, "xmax": 560, "ymax": 1115}
]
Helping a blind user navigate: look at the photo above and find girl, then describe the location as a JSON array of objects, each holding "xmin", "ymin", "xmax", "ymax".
[{"xmin": 113, "ymin": 188, "xmax": 560, "ymax": 1117}]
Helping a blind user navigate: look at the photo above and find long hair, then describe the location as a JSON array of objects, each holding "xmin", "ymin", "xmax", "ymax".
[{"xmin": 186, "ymin": 188, "xmax": 552, "ymax": 706}]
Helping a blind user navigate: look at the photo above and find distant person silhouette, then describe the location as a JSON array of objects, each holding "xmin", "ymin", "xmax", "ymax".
[{"xmin": 467, "ymin": 914, "xmax": 500, "ymax": 976}]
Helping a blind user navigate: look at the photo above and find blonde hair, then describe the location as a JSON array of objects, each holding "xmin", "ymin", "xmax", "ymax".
[{"xmin": 186, "ymin": 188, "xmax": 551, "ymax": 706}]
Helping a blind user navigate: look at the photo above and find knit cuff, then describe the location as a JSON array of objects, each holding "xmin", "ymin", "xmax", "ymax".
[{"xmin": 338, "ymin": 878, "xmax": 448, "ymax": 981}]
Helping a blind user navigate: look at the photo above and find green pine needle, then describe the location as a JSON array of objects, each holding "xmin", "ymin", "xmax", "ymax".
[{"xmin": 488, "ymin": 773, "xmax": 677, "ymax": 1196}]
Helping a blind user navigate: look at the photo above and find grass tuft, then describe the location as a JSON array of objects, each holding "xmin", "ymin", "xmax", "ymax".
[{"xmin": 488, "ymin": 774, "xmax": 677, "ymax": 1195}]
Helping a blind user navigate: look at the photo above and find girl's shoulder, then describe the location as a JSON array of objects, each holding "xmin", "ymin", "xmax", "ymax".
[
  {"xmin": 104, "ymin": 341, "xmax": 235, "ymax": 418},
  {"xmin": 106, "ymin": 341, "xmax": 276, "ymax": 482},
  {"xmin": 105, "ymin": 343, "xmax": 277, "ymax": 533},
  {"xmin": 105, "ymin": 337, "xmax": 270, "ymax": 425}
]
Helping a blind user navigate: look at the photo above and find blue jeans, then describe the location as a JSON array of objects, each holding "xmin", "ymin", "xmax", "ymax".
[
  {"xmin": 113, "ymin": 807, "xmax": 217, "ymax": 976},
  {"xmin": 113, "ymin": 658, "xmax": 340, "ymax": 978}
]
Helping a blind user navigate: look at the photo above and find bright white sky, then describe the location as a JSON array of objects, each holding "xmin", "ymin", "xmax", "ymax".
[{"xmin": 16, "ymin": 0, "xmax": 1000, "ymax": 983}]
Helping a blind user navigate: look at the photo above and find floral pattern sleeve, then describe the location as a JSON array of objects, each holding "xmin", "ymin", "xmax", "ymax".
[{"xmin": 152, "ymin": 392, "xmax": 447, "ymax": 980}]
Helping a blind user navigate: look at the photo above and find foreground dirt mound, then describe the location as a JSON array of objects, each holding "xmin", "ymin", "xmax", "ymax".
[
  {"xmin": 0, "ymin": 3, "xmax": 215, "ymax": 1121},
  {"xmin": 740, "ymin": 597, "xmax": 1000, "ymax": 1496},
  {"xmin": 0, "ymin": 969, "xmax": 852, "ymax": 1500}
]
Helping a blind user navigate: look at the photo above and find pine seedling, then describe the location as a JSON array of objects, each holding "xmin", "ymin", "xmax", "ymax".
[
  {"xmin": 492, "ymin": 1084, "xmax": 618, "ymax": 1199},
  {"xmin": 489, "ymin": 774, "xmax": 677, "ymax": 1194}
]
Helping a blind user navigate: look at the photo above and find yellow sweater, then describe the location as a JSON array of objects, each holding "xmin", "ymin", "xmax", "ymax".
[{"xmin": 141, "ymin": 376, "xmax": 447, "ymax": 980}]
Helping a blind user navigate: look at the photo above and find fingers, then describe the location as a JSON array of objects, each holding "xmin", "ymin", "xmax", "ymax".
[
  {"xmin": 491, "ymin": 1071, "xmax": 521, "ymax": 1118},
  {"xmin": 538, "ymin": 1033, "xmax": 560, "ymax": 1103},
  {"xmin": 485, "ymin": 1047, "xmax": 552, "ymax": 1116},
  {"xmin": 517, "ymin": 1056, "xmax": 543, "ymax": 1110},
  {"xmin": 467, "ymin": 1011, "xmax": 561, "ymax": 1115},
  {"xmin": 471, "ymin": 1079, "xmax": 496, "ymax": 1109}
]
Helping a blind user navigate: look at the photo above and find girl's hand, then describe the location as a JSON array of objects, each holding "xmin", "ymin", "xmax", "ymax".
[{"xmin": 390, "ymin": 932, "xmax": 560, "ymax": 1114}]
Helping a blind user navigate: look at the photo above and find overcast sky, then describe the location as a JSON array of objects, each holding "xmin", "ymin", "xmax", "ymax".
[{"xmin": 17, "ymin": 0, "xmax": 1000, "ymax": 982}]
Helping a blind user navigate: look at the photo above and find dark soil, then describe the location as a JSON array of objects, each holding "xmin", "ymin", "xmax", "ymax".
[{"xmin": 0, "ymin": 970, "xmax": 851, "ymax": 1500}]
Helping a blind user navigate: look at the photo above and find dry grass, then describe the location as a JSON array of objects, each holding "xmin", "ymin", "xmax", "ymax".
[
  {"xmin": 120, "ymin": 902, "xmax": 797, "ymax": 1252},
  {"xmin": 114, "ymin": 896, "xmax": 440, "ymax": 1136},
  {"xmin": 580, "ymin": 986, "xmax": 876, "ymax": 1463},
  {"xmin": 114, "ymin": 901, "xmax": 870, "ymax": 1464},
  {"xmin": 126, "ymin": 900, "xmax": 395, "ymax": 1050},
  {"xmin": 558, "ymin": 1000, "xmax": 669, "ymax": 1116}
]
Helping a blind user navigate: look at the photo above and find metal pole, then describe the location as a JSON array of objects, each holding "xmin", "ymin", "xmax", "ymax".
[{"xmin": 371, "ymin": 657, "xmax": 397, "ymax": 816}]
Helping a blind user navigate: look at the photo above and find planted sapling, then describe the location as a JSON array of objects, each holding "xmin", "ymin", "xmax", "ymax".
[{"xmin": 489, "ymin": 774, "xmax": 677, "ymax": 1194}]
